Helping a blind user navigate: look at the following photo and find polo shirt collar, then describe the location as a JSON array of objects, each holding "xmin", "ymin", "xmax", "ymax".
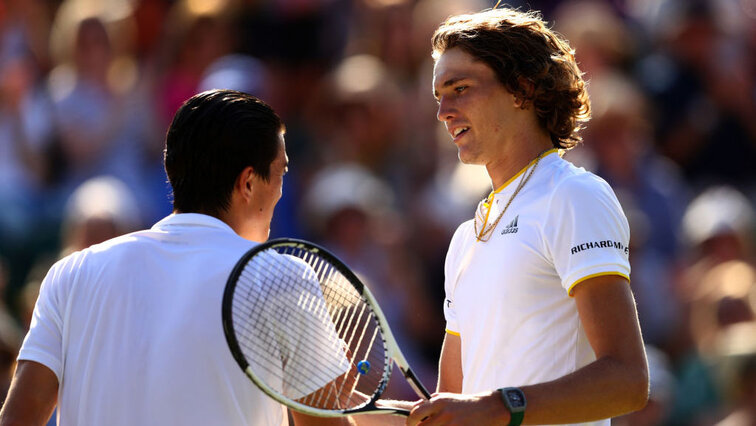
[{"xmin": 152, "ymin": 213, "xmax": 236, "ymax": 234}]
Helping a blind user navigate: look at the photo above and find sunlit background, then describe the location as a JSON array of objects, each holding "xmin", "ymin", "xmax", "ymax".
[{"xmin": 1, "ymin": 0, "xmax": 755, "ymax": 424}]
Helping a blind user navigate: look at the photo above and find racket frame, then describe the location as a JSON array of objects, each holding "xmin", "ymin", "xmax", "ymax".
[{"xmin": 222, "ymin": 238, "xmax": 431, "ymax": 418}]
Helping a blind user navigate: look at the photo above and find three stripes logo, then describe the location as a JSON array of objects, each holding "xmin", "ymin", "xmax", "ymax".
[{"xmin": 501, "ymin": 215, "xmax": 519, "ymax": 235}]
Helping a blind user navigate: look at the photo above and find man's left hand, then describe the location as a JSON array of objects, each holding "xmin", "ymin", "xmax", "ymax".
[{"xmin": 406, "ymin": 391, "xmax": 509, "ymax": 426}]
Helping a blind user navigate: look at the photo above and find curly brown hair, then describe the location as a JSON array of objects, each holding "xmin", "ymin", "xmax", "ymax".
[{"xmin": 432, "ymin": 7, "xmax": 590, "ymax": 149}]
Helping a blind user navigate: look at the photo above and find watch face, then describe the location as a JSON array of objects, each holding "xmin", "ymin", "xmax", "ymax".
[{"xmin": 506, "ymin": 390, "xmax": 525, "ymax": 408}]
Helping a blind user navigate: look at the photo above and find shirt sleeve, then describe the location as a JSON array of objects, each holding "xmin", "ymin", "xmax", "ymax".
[
  {"xmin": 443, "ymin": 221, "xmax": 474, "ymax": 336},
  {"xmin": 545, "ymin": 173, "xmax": 631, "ymax": 296},
  {"xmin": 17, "ymin": 253, "xmax": 81, "ymax": 383}
]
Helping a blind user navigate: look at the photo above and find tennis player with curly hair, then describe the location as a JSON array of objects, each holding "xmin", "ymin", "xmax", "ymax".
[{"xmin": 407, "ymin": 7, "xmax": 649, "ymax": 426}]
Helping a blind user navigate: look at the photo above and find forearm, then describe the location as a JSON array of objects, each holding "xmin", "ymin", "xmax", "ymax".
[
  {"xmin": 409, "ymin": 355, "xmax": 648, "ymax": 426},
  {"xmin": 351, "ymin": 413, "xmax": 405, "ymax": 426},
  {"xmin": 290, "ymin": 410, "xmax": 355, "ymax": 426},
  {"xmin": 426, "ymin": 358, "xmax": 648, "ymax": 425},
  {"xmin": 411, "ymin": 279, "xmax": 648, "ymax": 425},
  {"xmin": 351, "ymin": 400, "xmax": 415, "ymax": 426},
  {"xmin": 513, "ymin": 276, "xmax": 650, "ymax": 424},
  {"xmin": 292, "ymin": 401, "xmax": 415, "ymax": 426},
  {"xmin": 0, "ymin": 361, "xmax": 58, "ymax": 426},
  {"xmin": 519, "ymin": 355, "xmax": 649, "ymax": 424}
]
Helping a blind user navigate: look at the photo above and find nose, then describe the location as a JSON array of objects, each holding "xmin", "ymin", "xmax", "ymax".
[{"xmin": 436, "ymin": 97, "xmax": 455, "ymax": 123}]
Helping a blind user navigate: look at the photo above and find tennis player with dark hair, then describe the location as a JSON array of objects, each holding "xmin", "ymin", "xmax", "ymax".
[
  {"xmin": 0, "ymin": 90, "xmax": 351, "ymax": 426},
  {"xmin": 406, "ymin": 8, "xmax": 649, "ymax": 426}
]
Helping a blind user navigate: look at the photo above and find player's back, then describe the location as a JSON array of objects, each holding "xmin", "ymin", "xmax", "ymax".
[{"xmin": 22, "ymin": 214, "xmax": 283, "ymax": 425}]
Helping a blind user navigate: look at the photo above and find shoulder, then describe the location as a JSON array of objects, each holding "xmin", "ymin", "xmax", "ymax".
[
  {"xmin": 547, "ymin": 160, "xmax": 622, "ymax": 209},
  {"xmin": 272, "ymin": 251, "xmax": 310, "ymax": 275},
  {"xmin": 530, "ymin": 154, "xmax": 611, "ymax": 196},
  {"xmin": 451, "ymin": 219, "xmax": 475, "ymax": 241},
  {"xmin": 246, "ymin": 248, "xmax": 313, "ymax": 280},
  {"xmin": 445, "ymin": 219, "xmax": 475, "ymax": 270},
  {"xmin": 37, "ymin": 248, "xmax": 92, "ymax": 302},
  {"xmin": 448, "ymin": 219, "xmax": 475, "ymax": 252},
  {"xmin": 69, "ymin": 231, "xmax": 148, "ymax": 268},
  {"xmin": 52, "ymin": 231, "xmax": 143, "ymax": 274},
  {"xmin": 88, "ymin": 231, "xmax": 145, "ymax": 252},
  {"xmin": 547, "ymin": 157, "xmax": 612, "ymax": 190},
  {"xmin": 52, "ymin": 228, "xmax": 175, "ymax": 281},
  {"xmin": 47, "ymin": 250, "xmax": 87, "ymax": 280}
]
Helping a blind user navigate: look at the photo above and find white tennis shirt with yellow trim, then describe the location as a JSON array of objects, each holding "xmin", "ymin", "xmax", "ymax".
[{"xmin": 444, "ymin": 151, "xmax": 629, "ymax": 426}]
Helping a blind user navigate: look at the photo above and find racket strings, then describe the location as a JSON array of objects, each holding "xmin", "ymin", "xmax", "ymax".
[
  {"xmin": 229, "ymin": 246, "xmax": 389, "ymax": 411},
  {"xmin": 284, "ymin": 247, "xmax": 388, "ymax": 409},
  {"xmin": 243, "ymin": 261, "xmax": 383, "ymax": 409},
  {"xmin": 233, "ymin": 272, "xmax": 352, "ymax": 387},
  {"xmin": 232, "ymin": 278, "xmax": 348, "ymax": 398}
]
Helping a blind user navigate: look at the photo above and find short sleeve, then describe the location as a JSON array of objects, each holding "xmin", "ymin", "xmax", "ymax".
[
  {"xmin": 545, "ymin": 174, "xmax": 631, "ymax": 295},
  {"xmin": 443, "ymin": 221, "xmax": 474, "ymax": 336},
  {"xmin": 17, "ymin": 254, "xmax": 81, "ymax": 383}
]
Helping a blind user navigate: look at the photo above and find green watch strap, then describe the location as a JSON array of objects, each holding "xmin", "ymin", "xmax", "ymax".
[
  {"xmin": 498, "ymin": 387, "xmax": 526, "ymax": 426},
  {"xmin": 508, "ymin": 410, "xmax": 524, "ymax": 426}
]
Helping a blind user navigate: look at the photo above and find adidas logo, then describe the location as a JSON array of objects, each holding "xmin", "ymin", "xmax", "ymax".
[{"xmin": 501, "ymin": 215, "xmax": 519, "ymax": 235}]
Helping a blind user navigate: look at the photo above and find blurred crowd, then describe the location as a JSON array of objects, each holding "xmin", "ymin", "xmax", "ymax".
[{"xmin": 0, "ymin": 0, "xmax": 755, "ymax": 424}]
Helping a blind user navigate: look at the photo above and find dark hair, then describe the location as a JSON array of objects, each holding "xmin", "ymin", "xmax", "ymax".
[
  {"xmin": 164, "ymin": 89, "xmax": 284, "ymax": 216},
  {"xmin": 432, "ymin": 7, "xmax": 590, "ymax": 149}
]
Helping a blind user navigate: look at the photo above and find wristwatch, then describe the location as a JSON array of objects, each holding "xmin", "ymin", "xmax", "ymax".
[{"xmin": 498, "ymin": 387, "xmax": 526, "ymax": 426}]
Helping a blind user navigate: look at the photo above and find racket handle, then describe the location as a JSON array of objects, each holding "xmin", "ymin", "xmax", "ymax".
[
  {"xmin": 373, "ymin": 400, "xmax": 413, "ymax": 417},
  {"xmin": 401, "ymin": 367, "xmax": 432, "ymax": 399}
]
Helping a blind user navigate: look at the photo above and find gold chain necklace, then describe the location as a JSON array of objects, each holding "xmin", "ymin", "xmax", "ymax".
[{"xmin": 474, "ymin": 149, "xmax": 552, "ymax": 242}]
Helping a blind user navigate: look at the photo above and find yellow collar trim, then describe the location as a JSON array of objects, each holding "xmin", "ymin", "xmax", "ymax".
[{"xmin": 485, "ymin": 149, "xmax": 557, "ymax": 205}]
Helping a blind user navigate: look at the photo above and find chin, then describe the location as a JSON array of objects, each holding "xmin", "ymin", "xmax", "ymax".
[
  {"xmin": 457, "ymin": 151, "xmax": 481, "ymax": 165},
  {"xmin": 457, "ymin": 149, "xmax": 469, "ymax": 163}
]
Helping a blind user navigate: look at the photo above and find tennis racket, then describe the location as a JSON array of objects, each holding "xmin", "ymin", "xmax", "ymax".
[{"xmin": 222, "ymin": 238, "xmax": 431, "ymax": 418}]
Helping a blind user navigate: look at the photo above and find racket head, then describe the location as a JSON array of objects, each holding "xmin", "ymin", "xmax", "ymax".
[{"xmin": 222, "ymin": 238, "xmax": 395, "ymax": 417}]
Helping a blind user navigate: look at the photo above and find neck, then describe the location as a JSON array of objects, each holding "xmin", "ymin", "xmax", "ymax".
[
  {"xmin": 487, "ymin": 132, "xmax": 554, "ymax": 190},
  {"xmin": 173, "ymin": 208, "xmax": 271, "ymax": 242},
  {"xmin": 217, "ymin": 208, "xmax": 272, "ymax": 243}
]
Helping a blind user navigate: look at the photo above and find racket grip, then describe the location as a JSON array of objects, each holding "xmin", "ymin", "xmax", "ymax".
[
  {"xmin": 402, "ymin": 367, "xmax": 432, "ymax": 399},
  {"xmin": 373, "ymin": 400, "xmax": 413, "ymax": 417},
  {"xmin": 390, "ymin": 409, "xmax": 411, "ymax": 417}
]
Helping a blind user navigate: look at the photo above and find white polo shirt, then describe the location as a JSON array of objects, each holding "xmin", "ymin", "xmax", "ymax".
[
  {"xmin": 444, "ymin": 151, "xmax": 630, "ymax": 426},
  {"xmin": 19, "ymin": 214, "xmax": 290, "ymax": 425}
]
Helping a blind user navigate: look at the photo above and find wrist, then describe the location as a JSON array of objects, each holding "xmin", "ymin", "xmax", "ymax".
[{"xmin": 484, "ymin": 390, "xmax": 512, "ymax": 425}]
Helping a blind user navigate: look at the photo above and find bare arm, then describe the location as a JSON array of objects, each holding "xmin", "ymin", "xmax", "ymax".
[
  {"xmin": 290, "ymin": 410, "xmax": 355, "ymax": 426},
  {"xmin": 0, "ymin": 360, "xmax": 58, "ymax": 426},
  {"xmin": 436, "ymin": 333, "xmax": 462, "ymax": 393},
  {"xmin": 408, "ymin": 276, "xmax": 649, "ymax": 425},
  {"xmin": 291, "ymin": 377, "xmax": 410, "ymax": 426},
  {"xmin": 517, "ymin": 275, "xmax": 649, "ymax": 423}
]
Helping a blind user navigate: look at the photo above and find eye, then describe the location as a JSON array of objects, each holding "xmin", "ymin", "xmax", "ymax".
[{"xmin": 454, "ymin": 85, "xmax": 468, "ymax": 94}]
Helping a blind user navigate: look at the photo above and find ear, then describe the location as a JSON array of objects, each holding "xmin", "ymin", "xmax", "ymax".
[
  {"xmin": 234, "ymin": 166, "xmax": 256, "ymax": 204},
  {"xmin": 513, "ymin": 77, "xmax": 535, "ymax": 109}
]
